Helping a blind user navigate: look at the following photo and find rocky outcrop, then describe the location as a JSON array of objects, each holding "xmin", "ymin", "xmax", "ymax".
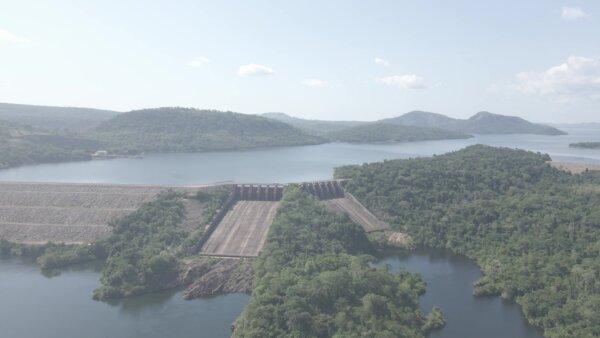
[{"xmin": 174, "ymin": 258, "xmax": 254, "ymax": 300}]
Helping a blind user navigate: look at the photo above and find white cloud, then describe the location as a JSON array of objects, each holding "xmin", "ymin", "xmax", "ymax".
[
  {"xmin": 0, "ymin": 29, "xmax": 29, "ymax": 43},
  {"xmin": 187, "ymin": 57, "xmax": 209, "ymax": 67},
  {"xmin": 302, "ymin": 79, "xmax": 328, "ymax": 87},
  {"xmin": 374, "ymin": 57, "xmax": 390, "ymax": 67},
  {"xmin": 237, "ymin": 63, "xmax": 275, "ymax": 77},
  {"xmin": 378, "ymin": 74, "xmax": 427, "ymax": 89},
  {"xmin": 561, "ymin": 7, "xmax": 586, "ymax": 20},
  {"xmin": 515, "ymin": 56, "xmax": 600, "ymax": 101}
]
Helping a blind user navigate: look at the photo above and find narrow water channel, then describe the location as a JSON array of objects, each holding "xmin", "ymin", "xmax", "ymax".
[{"xmin": 377, "ymin": 248, "xmax": 544, "ymax": 338}]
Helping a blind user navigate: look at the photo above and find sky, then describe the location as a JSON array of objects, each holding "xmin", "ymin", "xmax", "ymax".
[{"xmin": 1, "ymin": 0, "xmax": 599, "ymax": 123}]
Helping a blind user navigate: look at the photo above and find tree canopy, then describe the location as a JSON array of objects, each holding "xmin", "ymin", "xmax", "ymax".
[{"xmin": 336, "ymin": 145, "xmax": 600, "ymax": 338}]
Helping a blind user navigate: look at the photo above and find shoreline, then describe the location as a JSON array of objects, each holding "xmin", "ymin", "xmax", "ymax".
[{"xmin": 549, "ymin": 161, "xmax": 600, "ymax": 174}]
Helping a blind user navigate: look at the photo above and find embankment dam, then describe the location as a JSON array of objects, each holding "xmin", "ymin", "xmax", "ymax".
[{"xmin": 0, "ymin": 180, "xmax": 389, "ymax": 257}]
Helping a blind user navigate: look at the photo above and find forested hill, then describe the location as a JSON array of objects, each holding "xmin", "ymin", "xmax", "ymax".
[
  {"xmin": 0, "ymin": 120, "xmax": 92, "ymax": 169},
  {"xmin": 336, "ymin": 145, "xmax": 600, "ymax": 338},
  {"xmin": 324, "ymin": 122, "xmax": 472, "ymax": 143},
  {"xmin": 234, "ymin": 186, "xmax": 444, "ymax": 337},
  {"xmin": 570, "ymin": 141, "xmax": 600, "ymax": 149},
  {"xmin": 262, "ymin": 112, "xmax": 366, "ymax": 135},
  {"xmin": 381, "ymin": 111, "xmax": 566, "ymax": 135},
  {"xmin": 93, "ymin": 107, "xmax": 323, "ymax": 153},
  {"xmin": 0, "ymin": 102, "xmax": 119, "ymax": 130}
]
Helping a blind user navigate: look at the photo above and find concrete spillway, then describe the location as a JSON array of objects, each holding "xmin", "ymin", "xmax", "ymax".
[
  {"xmin": 199, "ymin": 180, "xmax": 389, "ymax": 257},
  {"xmin": 1, "ymin": 180, "xmax": 388, "ymax": 256},
  {"xmin": 322, "ymin": 193, "xmax": 389, "ymax": 232},
  {"xmin": 200, "ymin": 200, "xmax": 279, "ymax": 257}
]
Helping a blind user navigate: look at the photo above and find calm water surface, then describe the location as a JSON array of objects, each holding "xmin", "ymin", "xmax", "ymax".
[
  {"xmin": 0, "ymin": 127, "xmax": 598, "ymax": 184},
  {"xmin": 1, "ymin": 128, "xmax": 598, "ymax": 337},
  {"xmin": 0, "ymin": 258, "xmax": 249, "ymax": 338},
  {"xmin": 377, "ymin": 249, "xmax": 544, "ymax": 338}
]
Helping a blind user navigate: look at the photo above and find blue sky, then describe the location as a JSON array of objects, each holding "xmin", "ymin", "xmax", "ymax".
[{"xmin": 1, "ymin": 0, "xmax": 599, "ymax": 122}]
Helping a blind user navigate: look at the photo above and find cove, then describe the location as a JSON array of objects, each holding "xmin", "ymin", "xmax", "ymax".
[
  {"xmin": 377, "ymin": 248, "xmax": 544, "ymax": 338},
  {"xmin": 0, "ymin": 258, "xmax": 249, "ymax": 338}
]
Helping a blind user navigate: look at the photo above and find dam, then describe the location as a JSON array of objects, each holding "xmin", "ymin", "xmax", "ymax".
[{"xmin": 0, "ymin": 180, "xmax": 389, "ymax": 257}]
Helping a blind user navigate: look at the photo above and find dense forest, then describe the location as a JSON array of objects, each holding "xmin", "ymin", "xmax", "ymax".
[
  {"xmin": 570, "ymin": 142, "xmax": 600, "ymax": 149},
  {"xmin": 336, "ymin": 145, "xmax": 600, "ymax": 338},
  {"xmin": 0, "ymin": 120, "xmax": 91, "ymax": 169},
  {"xmin": 262, "ymin": 112, "xmax": 367, "ymax": 135},
  {"xmin": 234, "ymin": 186, "xmax": 444, "ymax": 338},
  {"xmin": 0, "ymin": 107, "xmax": 324, "ymax": 170},
  {"xmin": 381, "ymin": 111, "xmax": 566, "ymax": 135},
  {"xmin": 92, "ymin": 108, "xmax": 323, "ymax": 153},
  {"xmin": 325, "ymin": 123, "xmax": 471, "ymax": 143}
]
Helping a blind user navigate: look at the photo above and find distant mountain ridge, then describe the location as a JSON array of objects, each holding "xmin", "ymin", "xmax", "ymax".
[
  {"xmin": 0, "ymin": 102, "xmax": 119, "ymax": 130},
  {"xmin": 0, "ymin": 118, "xmax": 91, "ymax": 169},
  {"xmin": 381, "ymin": 111, "xmax": 566, "ymax": 135},
  {"xmin": 262, "ymin": 112, "xmax": 367, "ymax": 135},
  {"xmin": 324, "ymin": 122, "xmax": 472, "ymax": 143}
]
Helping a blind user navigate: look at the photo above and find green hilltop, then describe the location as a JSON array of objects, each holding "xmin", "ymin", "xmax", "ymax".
[
  {"xmin": 92, "ymin": 107, "xmax": 323, "ymax": 153},
  {"xmin": 324, "ymin": 122, "xmax": 472, "ymax": 143}
]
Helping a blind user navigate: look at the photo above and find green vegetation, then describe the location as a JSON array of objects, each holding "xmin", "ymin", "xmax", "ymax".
[
  {"xmin": 262, "ymin": 112, "xmax": 367, "ymax": 135},
  {"xmin": 325, "ymin": 122, "xmax": 471, "ymax": 143},
  {"xmin": 234, "ymin": 186, "xmax": 443, "ymax": 338},
  {"xmin": 381, "ymin": 111, "xmax": 566, "ymax": 135},
  {"xmin": 4, "ymin": 188, "xmax": 231, "ymax": 300},
  {"xmin": 570, "ymin": 142, "xmax": 600, "ymax": 149},
  {"xmin": 93, "ymin": 108, "xmax": 323, "ymax": 153},
  {"xmin": 0, "ymin": 102, "xmax": 118, "ymax": 130},
  {"xmin": 0, "ymin": 107, "xmax": 325, "ymax": 170},
  {"xmin": 337, "ymin": 145, "xmax": 600, "ymax": 338},
  {"xmin": 91, "ymin": 191, "xmax": 186, "ymax": 299},
  {"xmin": 0, "ymin": 120, "xmax": 91, "ymax": 169}
]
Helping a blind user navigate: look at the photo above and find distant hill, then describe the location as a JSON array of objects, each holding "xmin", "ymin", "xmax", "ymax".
[
  {"xmin": 0, "ymin": 102, "xmax": 119, "ymax": 130},
  {"xmin": 381, "ymin": 111, "xmax": 566, "ymax": 135},
  {"xmin": 570, "ymin": 142, "xmax": 600, "ymax": 149},
  {"xmin": 262, "ymin": 112, "xmax": 367, "ymax": 135},
  {"xmin": 0, "ymin": 119, "xmax": 91, "ymax": 169},
  {"xmin": 94, "ymin": 107, "xmax": 323, "ymax": 153},
  {"xmin": 325, "ymin": 123, "xmax": 472, "ymax": 143}
]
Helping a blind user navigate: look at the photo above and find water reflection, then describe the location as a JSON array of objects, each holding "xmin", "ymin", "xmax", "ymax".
[
  {"xmin": 0, "ymin": 258, "xmax": 249, "ymax": 338},
  {"xmin": 376, "ymin": 248, "xmax": 544, "ymax": 338}
]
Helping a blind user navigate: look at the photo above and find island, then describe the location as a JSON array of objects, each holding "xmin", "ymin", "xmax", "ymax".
[{"xmin": 570, "ymin": 141, "xmax": 600, "ymax": 149}]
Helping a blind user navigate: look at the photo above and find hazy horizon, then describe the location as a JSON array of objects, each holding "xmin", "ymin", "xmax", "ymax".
[{"xmin": 1, "ymin": 1, "xmax": 599, "ymax": 123}]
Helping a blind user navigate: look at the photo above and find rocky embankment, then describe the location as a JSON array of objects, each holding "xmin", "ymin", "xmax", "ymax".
[{"xmin": 169, "ymin": 257, "xmax": 255, "ymax": 300}]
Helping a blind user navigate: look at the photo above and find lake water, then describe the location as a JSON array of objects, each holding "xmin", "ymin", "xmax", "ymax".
[
  {"xmin": 1, "ymin": 127, "xmax": 598, "ymax": 338},
  {"xmin": 377, "ymin": 249, "xmax": 544, "ymax": 338},
  {"xmin": 0, "ymin": 258, "xmax": 249, "ymax": 338},
  {"xmin": 0, "ymin": 126, "xmax": 598, "ymax": 184}
]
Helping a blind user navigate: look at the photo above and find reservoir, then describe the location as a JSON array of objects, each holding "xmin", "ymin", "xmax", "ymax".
[
  {"xmin": 1, "ymin": 126, "xmax": 598, "ymax": 337},
  {"xmin": 0, "ymin": 127, "xmax": 598, "ymax": 184},
  {"xmin": 377, "ymin": 249, "xmax": 544, "ymax": 338},
  {"xmin": 0, "ymin": 259, "xmax": 249, "ymax": 338}
]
